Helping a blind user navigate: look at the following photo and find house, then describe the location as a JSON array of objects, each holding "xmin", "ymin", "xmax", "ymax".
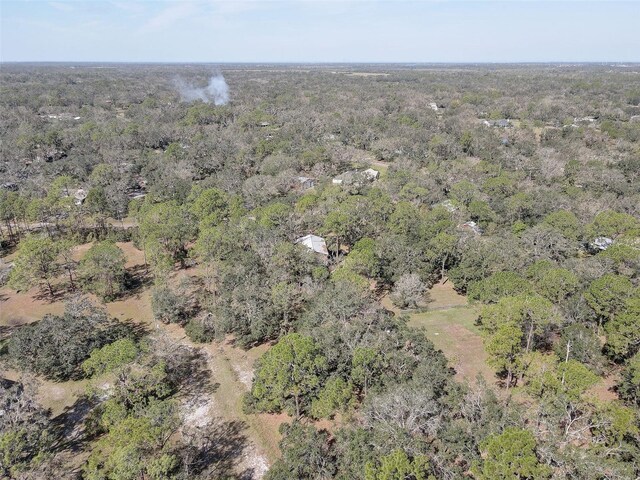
[
  {"xmin": 128, "ymin": 191, "xmax": 147, "ymax": 200},
  {"xmin": 458, "ymin": 221, "xmax": 483, "ymax": 235},
  {"xmin": 439, "ymin": 200, "xmax": 458, "ymax": 213},
  {"xmin": 590, "ymin": 237, "xmax": 613, "ymax": 251},
  {"xmin": 332, "ymin": 168, "xmax": 379, "ymax": 185},
  {"xmin": 574, "ymin": 116, "xmax": 598, "ymax": 124},
  {"xmin": 429, "ymin": 103, "xmax": 439, "ymax": 112},
  {"xmin": 484, "ymin": 119, "xmax": 511, "ymax": 128},
  {"xmin": 74, "ymin": 189, "xmax": 88, "ymax": 206},
  {"xmin": 362, "ymin": 168, "xmax": 380, "ymax": 180},
  {"xmin": 295, "ymin": 234, "xmax": 329, "ymax": 256},
  {"xmin": 296, "ymin": 176, "xmax": 316, "ymax": 191}
]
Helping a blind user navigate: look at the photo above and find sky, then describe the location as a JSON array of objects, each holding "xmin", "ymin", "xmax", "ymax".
[{"xmin": 1, "ymin": 0, "xmax": 640, "ymax": 63}]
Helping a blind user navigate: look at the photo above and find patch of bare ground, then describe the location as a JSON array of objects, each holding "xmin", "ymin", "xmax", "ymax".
[
  {"xmin": 586, "ymin": 371, "xmax": 620, "ymax": 402},
  {"xmin": 71, "ymin": 241, "xmax": 146, "ymax": 269},
  {"xmin": 106, "ymin": 217, "xmax": 138, "ymax": 228},
  {"xmin": 1, "ymin": 242, "xmax": 148, "ymax": 328},
  {"xmin": 156, "ymin": 325, "xmax": 275, "ymax": 478},
  {"xmin": 1, "ymin": 369, "xmax": 88, "ymax": 417},
  {"xmin": 0, "ymin": 285, "xmax": 66, "ymax": 327}
]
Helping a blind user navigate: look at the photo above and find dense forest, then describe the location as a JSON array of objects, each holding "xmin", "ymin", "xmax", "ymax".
[{"xmin": 1, "ymin": 63, "xmax": 639, "ymax": 480}]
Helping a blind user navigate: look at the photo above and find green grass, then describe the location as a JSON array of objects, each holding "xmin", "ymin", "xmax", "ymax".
[
  {"xmin": 406, "ymin": 305, "xmax": 495, "ymax": 383},
  {"xmin": 406, "ymin": 305, "xmax": 490, "ymax": 377},
  {"xmin": 408, "ymin": 305, "xmax": 481, "ymax": 334}
]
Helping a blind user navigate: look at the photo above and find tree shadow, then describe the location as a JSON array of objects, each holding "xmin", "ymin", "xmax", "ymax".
[
  {"xmin": 49, "ymin": 395, "xmax": 96, "ymax": 454},
  {"xmin": 0, "ymin": 242, "xmax": 18, "ymax": 258},
  {"xmin": 119, "ymin": 318, "xmax": 149, "ymax": 342},
  {"xmin": 31, "ymin": 287, "xmax": 67, "ymax": 303},
  {"xmin": 118, "ymin": 263, "xmax": 153, "ymax": 300},
  {"xmin": 178, "ymin": 419, "xmax": 254, "ymax": 479},
  {"xmin": 0, "ymin": 321, "xmax": 27, "ymax": 340},
  {"xmin": 158, "ymin": 343, "xmax": 218, "ymax": 398}
]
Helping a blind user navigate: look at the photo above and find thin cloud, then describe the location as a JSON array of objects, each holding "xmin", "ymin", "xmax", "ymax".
[
  {"xmin": 138, "ymin": 1, "xmax": 199, "ymax": 34},
  {"xmin": 48, "ymin": 1, "xmax": 75, "ymax": 12}
]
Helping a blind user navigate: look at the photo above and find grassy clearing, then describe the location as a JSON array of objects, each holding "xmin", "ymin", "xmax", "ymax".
[
  {"xmin": 408, "ymin": 305, "xmax": 494, "ymax": 384},
  {"xmin": 383, "ymin": 280, "xmax": 494, "ymax": 384},
  {"xmin": 427, "ymin": 279, "xmax": 468, "ymax": 309},
  {"xmin": 1, "ymin": 368, "xmax": 88, "ymax": 416},
  {"xmin": 408, "ymin": 305, "xmax": 481, "ymax": 337}
]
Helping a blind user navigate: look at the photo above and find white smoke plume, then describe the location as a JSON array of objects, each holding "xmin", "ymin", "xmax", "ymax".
[{"xmin": 174, "ymin": 73, "xmax": 229, "ymax": 105}]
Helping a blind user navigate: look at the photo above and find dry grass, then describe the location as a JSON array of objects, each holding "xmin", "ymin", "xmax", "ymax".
[
  {"xmin": 1, "ymin": 286, "xmax": 65, "ymax": 327},
  {"xmin": 156, "ymin": 324, "xmax": 280, "ymax": 474},
  {"xmin": 586, "ymin": 371, "xmax": 620, "ymax": 402},
  {"xmin": 408, "ymin": 306, "xmax": 493, "ymax": 384},
  {"xmin": 382, "ymin": 279, "xmax": 493, "ymax": 384},
  {"xmin": 428, "ymin": 278, "xmax": 468, "ymax": 309},
  {"xmin": 1, "ymin": 368, "xmax": 88, "ymax": 416}
]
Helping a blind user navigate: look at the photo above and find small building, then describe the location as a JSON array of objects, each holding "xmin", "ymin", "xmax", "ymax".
[
  {"xmin": 362, "ymin": 168, "xmax": 380, "ymax": 180},
  {"xmin": 332, "ymin": 168, "xmax": 379, "ymax": 186},
  {"xmin": 128, "ymin": 191, "xmax": 147, "ymax": 200},
  {"xmin": 295, "ymin": 234, "xmax": 329, "ymax": 256},
  {"xmin": 429, "ymin": 103, "xmax": 439, "ymax": 111},
  {"xmin": 574, "ymin": 116, "xmax": 598, "ymax": 124},
  {"xmin": 296, "ymin": 176, "xmax": 316, "ymax": 191},
  {"xmin": 458, "ymin": 221, "xmax": 483, "ymax": 236},
  {"xmin": 484, "ymin": 119, "xmax": 511, "ymax": 128},
  {"xmin": 439, "ymin": 200, "xmax": 458, "ymax": 213},
  {"xmin": 590, "ymin": 237, "xmax": 613, "ymax": 251},
  {"xmin": 74, "ymin": 188, "xmax": 88, "ymax": 206}
]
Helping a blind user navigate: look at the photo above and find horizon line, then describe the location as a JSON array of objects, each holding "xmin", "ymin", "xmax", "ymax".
[{"xmin": 2, "ymin": 60, "xmax": 640, "ymax": 65}]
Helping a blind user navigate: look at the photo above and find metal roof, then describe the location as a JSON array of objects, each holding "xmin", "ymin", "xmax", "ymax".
[{"xmin": 295, "ymin": 234, "xmax": 329, "ymax": 255}]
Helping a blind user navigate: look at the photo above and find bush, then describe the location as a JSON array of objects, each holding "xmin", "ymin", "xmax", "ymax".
[
  {"xmin": 184, "ymin": 315, "xmax": 216, "ymax": 343},
  {"xmin": 390, "ymin": 273, "xmax": 427, "ymax": 309},
  {"xmin": 82, "ymin": 338, "xmax": 139, "ymax": 377},
  {"xmin": 7, "ymin": 298, "xmax": 129, "ymax": 381},
  {"xmin": 151, "ymin": 282, "xmax": 194, "ymax": 325}
]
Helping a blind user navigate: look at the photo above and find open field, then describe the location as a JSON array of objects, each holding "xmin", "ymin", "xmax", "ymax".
[
  {"xmin": 426, "ymin": 278, "xmax": 469, "ymax": 309},
  {"xmin": 407, "ymin": 306, "xmax": 494, "ymax": 383},
  {"xmin": 383, "ymin": 279, "xmax": 493, "ymax": 384},
  {"xmin": 1, "ymin": 241, "xmax": 149, "ymax": 328}
]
